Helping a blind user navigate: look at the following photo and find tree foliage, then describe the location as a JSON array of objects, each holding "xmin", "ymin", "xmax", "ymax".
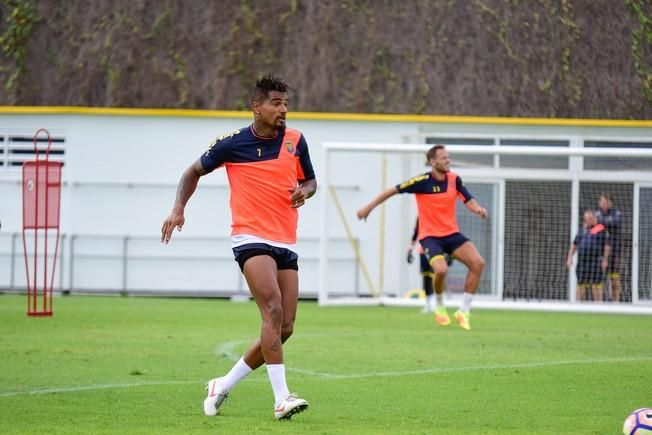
[{"xmin": 0, "ymin": 0, "xmax": 649, "ymax": 118}]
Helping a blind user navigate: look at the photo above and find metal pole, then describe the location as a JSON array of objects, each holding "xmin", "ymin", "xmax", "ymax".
[
  {"xmin": 378, "ymin": 153, "xmax": 387, "ymax": 298},
  {"xmin": 632, "ymin": 184, "xmax": 640, "ymax": 304},
  {"xmin": 237, "ymin": 272, "xmax": 244, "ymax": 294},
  {"xmin": 69, "ymin": 235, "xmax": 75, "ymax": 293},
  {"xmin": 122, "ymin": 236, "xmax": 129, "ymax": 296},
  {"xmin": 10, "ymin": 232, "xmax": 16, "ymax": 289},
  {"xmin": 354, "ymin": 238, "xmax": 360, "ymax": 297},
  {"xmin": 60, "ymin": 234, "xmax": 69, "ymax": 295},
  {"xmin": 318, "ymin": 143, "xmax": 329, "ymax": 305},
  {"xmin": 496, "ymin": 181, "xmax": 505, "ymax": 300}
]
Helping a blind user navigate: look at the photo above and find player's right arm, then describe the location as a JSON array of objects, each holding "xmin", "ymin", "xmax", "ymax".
[
  {"xmin": 566, "ymin": 242, "xmax": 577, "ymax": 268},
  {"xmin": 359, "ymin": 173, "xmax": 428, "ymax": 221},
  {"xmin": 162, "ymin": 133, "xmax": 234, "ymax": 244},
  {"xmin": 566, "ymin": 233, "xmax": 581, "ymax": 268},
  {"xmin": 161, "ymin": 160, "xmax": 208, "ymax": 244},
  {"xmin": 356, "ymin": 187, "xmax": 398, "ymax": 221}
]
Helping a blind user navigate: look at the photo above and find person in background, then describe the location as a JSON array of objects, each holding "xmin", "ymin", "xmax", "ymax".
[
  {"xmin": 595, "ymin": 193, "xmax": 623, "ymax": 302},
  {"xmin": 567, "ymin": 209, "xmax": 611, "ymax": 302}
]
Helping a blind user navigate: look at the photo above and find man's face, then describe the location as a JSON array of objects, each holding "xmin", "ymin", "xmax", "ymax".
[
  {"xmin": 584, "ymin": 211, "xmax": 597, "ymax": 226},
  {"xmin": 599, "ymin": 196, "xmax": 610, "ymax": 211},
  {"xmin": 254, "ymin": 90, "xmax": 288, "ymax": 129},
  {"xmin": 430, "ymin": 148, "xmax": 450, "ymax": 173}
]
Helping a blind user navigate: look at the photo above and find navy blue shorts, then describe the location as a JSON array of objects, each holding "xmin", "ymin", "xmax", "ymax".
[
  {"xmin": 232, "ymin": 243, "xmax": 298, "ymax": 272},
  {"xmin": 420, "ymin": 233, "xmax": 469, "ymax": 264},
  {"xmin": 576, "ymin": 260, "xmax": 605, "ymax": 285}
]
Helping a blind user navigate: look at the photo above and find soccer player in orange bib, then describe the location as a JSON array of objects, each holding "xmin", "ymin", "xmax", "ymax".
[
  {"xmin": 161, "ymin": 75, "xmax": 316, "ymax": 420},
  {"xmin": 357, "ymin": 144, "xmax": 488, "ymax": 330}
]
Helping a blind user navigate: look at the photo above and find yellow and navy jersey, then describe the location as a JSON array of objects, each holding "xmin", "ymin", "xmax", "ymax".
[
  {"xmin": 200, "ymin": 125, "xmax": 315, "ymax": 246},
  {"xmin": 573, "ymin": 223, "xmax": 610, "ymax": 262},
  {"xmin": 594, "ymin": 207, "xmax": 622, "ymax": 247},
  {"xmin": 397, "ymin": 171, "xmax": 473, "ymax": 239}
]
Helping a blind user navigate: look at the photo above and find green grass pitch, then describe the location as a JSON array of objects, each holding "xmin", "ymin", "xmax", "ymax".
[{"xmin": 0, "ymin": 294, "xmax": 650, "ymax": 434}]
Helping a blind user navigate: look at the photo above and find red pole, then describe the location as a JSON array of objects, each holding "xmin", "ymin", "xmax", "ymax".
[
  {"xmin": 43, "ymin": 133, "xmax": 50, "ymax": 313},
  {"xmin": 49, "ymin": 232, "xmax": 60, "ymax": 313},
  {"xmin": 33, "ymin": 138, "xmax": 39, "ymax": 314},
  {"xmin": 22, "ymin": 228, "xmax": 30, "ymax": 313},
  {"xmin": 43, "ymin": 170, "xmax": 48, "ymax": 313}
]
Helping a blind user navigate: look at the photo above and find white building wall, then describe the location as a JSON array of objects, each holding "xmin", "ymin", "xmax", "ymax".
[
  {"xmin": 0, "ymin": 109, "xmax": 650, "ymax": 298},
  {"xmin": 0, "ymin": 110, "xmax": 422, "ymax": 295}
]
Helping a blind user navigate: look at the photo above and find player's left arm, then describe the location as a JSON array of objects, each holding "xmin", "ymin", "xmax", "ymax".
[
  {"xmin": 601, "ymin": 234, "xmax": 611, "ymax": 271},
  {"xmin": 290, "ymin": 178, "xmax": 317, "ymax": 208},
  {"xmin": 411, "ymin": 219, "xmax": 419, "ymax": 243},
  {"xmin": 457, "ymin": 176, "xmax": 488, "ymax": 219},
  {"xmin": 290, "ymin": 135, "xmax": 317, "ymax": 208},
  {"xmin": 405, "ymin": 218, "xmax": 419, "ymax": 264},
  {"xmin": 464, "ymin": 199, "xmax": 488, "ymax": 219}
]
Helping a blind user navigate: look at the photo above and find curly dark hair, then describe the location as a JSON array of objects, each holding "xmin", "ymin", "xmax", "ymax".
[{"xmin": 252, "ymin": 74, "xmax": 290, "ymax": 103}]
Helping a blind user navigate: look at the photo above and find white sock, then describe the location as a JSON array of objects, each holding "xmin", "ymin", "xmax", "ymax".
[
  {"xmin": 435, "ymin": 293, "xmax": 444, "ymax": 309},
  {"xmin": 220, "ymin": 357, "xmax": 253, "ymax": 392},
  {"xmin": 460, "ymin": 292, "xmax": 473, "ymax": 313},
  {"xmin": 426, "ymin": 294, "xmax": 435, "ymax": 307},
  {"xmin": 266, "ymin": 364, "xmax": 290, "ymax": 406}
]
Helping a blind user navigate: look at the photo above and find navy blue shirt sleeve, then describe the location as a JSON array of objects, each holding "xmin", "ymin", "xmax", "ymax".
[
  {"xmin": 200, "ymin": 130, "xmax": 239, "ymax": 172},
  {"xmin": 456, "ymin": 176, "xmax": 474, "ymax": 203},
  {"xmin": 396, "ymin": 174, "xmax": 430, "ymax": 193},
  {"xmin": 297, "ymin": 134, "xmax": 315, "ymax": 181},
  {"xmin": 573, "ymin": 232, "xmax": 581, "ymax": 246}
]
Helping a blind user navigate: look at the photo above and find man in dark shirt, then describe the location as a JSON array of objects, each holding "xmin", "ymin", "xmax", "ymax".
[
  {"xmin": 567, "ymin": 209, "xmax": 611, "ymax": 302},
  {"xmin": 595, "ymin": 193, "xmax": 623, "ymax": 302}
]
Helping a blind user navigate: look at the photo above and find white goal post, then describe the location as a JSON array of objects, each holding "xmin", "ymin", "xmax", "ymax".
[{"xmin": 318, "ymin": 137, "xmax": 652, "ymax": 314}]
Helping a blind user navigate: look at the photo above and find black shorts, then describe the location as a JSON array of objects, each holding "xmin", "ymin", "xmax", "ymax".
[
  {"xmin": 576, "ymin": 260, "xmax": 604, "ymax": 285},
  {"xmin": 420, "ymin": 233, "xmax": 469, "ymax": 264},
  {"xmin": 232, "ymin": 243, "xmax": 298, "ymax": 272}
]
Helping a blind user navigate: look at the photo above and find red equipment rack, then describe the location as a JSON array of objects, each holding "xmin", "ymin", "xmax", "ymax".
[{"xmin": 22, "ymin": 128, "xmax": 63, "ymax": 316}]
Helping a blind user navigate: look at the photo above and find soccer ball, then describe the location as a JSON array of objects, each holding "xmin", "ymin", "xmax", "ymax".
[{"xmin": 623, "ymin": 408, "xmax": 652, "ymax": 434}]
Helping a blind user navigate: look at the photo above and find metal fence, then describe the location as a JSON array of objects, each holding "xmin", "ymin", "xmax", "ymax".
[{"xmin": 0, "ymin": 233, "xmax": 360, "ymax": 298}]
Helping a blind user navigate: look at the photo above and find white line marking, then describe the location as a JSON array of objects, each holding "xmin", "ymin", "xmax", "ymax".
[
  {"xmin": 3, "ymin": 356, "xmax": 650, "ymax": 397},
  {"xmin": 285, "ymin": 356, "xmax": 652, "ymax": 379},
  {"xmin": 0, "ymin": 380, "xmax": 195, "ymax": 398},
  {"xmin": 3, "ymin": 332, "xmax": 651, "ymax": 399},
  {"xmin": 214, "ymin": 337, "xmax": 652, "ymax": 379}
]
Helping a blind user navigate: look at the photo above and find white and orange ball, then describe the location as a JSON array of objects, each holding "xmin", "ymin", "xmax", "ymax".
[{"xmin": 624, "ymin": 408, "xmax": 652, "ymax": 435}]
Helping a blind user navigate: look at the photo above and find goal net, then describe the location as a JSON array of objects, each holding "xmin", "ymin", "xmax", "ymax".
[{"xmin": 318, "ymin": 137, "xmax": 652, "ymax": 309}]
